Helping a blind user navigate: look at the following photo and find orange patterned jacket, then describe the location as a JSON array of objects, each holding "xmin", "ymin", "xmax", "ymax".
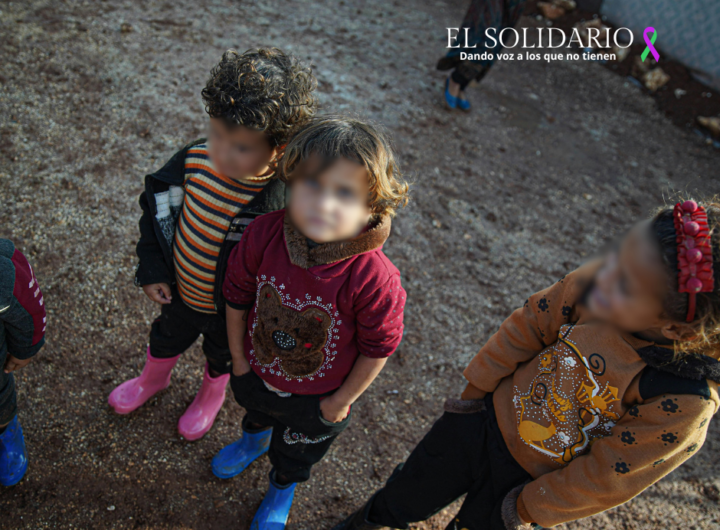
[{"xmin": 464, "ymin": 263, "xmax": 720, "ymax": 528}]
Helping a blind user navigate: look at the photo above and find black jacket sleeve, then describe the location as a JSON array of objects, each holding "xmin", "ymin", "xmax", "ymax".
[
  {"xmin": 135, "ymin": 183, "xmax": 173, "ymax": 287},
  {"xmin": 133, "ymin": 140, "xmax": 205, "ymax": 287}
]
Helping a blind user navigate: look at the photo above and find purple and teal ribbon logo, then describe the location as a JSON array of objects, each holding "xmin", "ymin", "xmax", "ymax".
[{"xmin": 642, "ymin": 27, "xmax": 659, "ymax": 62}]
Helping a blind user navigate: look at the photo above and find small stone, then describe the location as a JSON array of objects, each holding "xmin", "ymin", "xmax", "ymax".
[
  {"xmin": 612, "ymin": 46, "xmax": 629, "ymax": 62},
  {"xmin": 583, "ymin": 193, "xmax": 593, "ymax": 201},
  {"xmin": 575, "ymin": 19, "xmax": 610, "ymax": 49},
  {"xmin": 643, "ymin": 68, "xmax": 670, "ymax": 92},
  {"xmin": 697, "ymin": 116, "xmax": 720, "ymax": 137},
  {"xmin": 108, "ymin": 506, "xmax": 115, "ymax": 511},
  {"xmin": 538, "ymin": 2, "xmax": 565, "ymax": 19},
  {"xmin": 674, "ymin": 88, "xmax": 687, "ymax": 99},
  {"xmin": 552, "ymin": 0, "xmax": 576, "ymax": 11}
]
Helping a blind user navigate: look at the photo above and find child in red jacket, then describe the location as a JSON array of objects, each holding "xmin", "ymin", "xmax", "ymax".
[{"xmin": 213, "ymin": 116, "xmax": 410, "ymax": 529}]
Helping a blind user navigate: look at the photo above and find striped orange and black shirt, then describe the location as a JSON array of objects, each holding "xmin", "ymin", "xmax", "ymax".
[{"xmin": 173, "ymin": 144, "xmax": 269, "ymax": 313}]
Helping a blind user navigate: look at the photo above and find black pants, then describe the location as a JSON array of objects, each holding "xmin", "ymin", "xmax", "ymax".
[
  {"xmin": 149, "ymin": 286, "xmax": 232, "ymax": 374},
  {"xmin": 451, "ymin": 64, "xmax": 489, "ymax": 91},
  {"xmin": 230, "ymin": 370, "xmax": 351, "ymax": 483},
  {"xmin": 0, "ymin": 364, "xmax": 16, "ymax": 426},
  {"xmin": 368, "ymin": 395, "xmax": 530, "ymax": 530}
]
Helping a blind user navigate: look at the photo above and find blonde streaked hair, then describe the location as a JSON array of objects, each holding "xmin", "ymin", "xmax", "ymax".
[{"xmin": 277, "ymin": 115, "xmax": 409, "ymax": 217}]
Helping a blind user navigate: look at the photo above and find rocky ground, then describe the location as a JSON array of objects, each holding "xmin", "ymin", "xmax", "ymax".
[{"xmin": 0, "ymin": 0, "xmax": 719, "ymax": 528}]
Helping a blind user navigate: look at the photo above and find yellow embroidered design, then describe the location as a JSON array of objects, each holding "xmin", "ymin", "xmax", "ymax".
[{"xmin": 515, "ymin": 324, "xmax": 620, "ymax": 466}]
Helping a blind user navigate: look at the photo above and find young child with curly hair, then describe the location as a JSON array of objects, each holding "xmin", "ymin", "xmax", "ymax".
[
  {"xmin": 108, "ymin": 48, "xmax": 317, "ymax": 441},
  {"xmin": 0, "ymin": 239, "xmax": 46, "ymax": 486},
  {"xmin": 213, "ymin": 116, "xmax": 409, "ymax": 528},
  {"xmin": 334, "ymin": 200, "xmax": 720, "ymax": 530}
]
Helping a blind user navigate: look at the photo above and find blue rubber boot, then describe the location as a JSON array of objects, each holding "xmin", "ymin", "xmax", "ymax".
[
  {"xmin": 250, "ymin": 471, "xmax": 297, "ymax": 530},
  {"xmin": 212, "ymin": 427, "xmax": 271, "ymax": 479},
  {"xmin": 0, "ymin": 416, "xmax": 28, "ymax": 487},
  {"xmin": 444, "ymin": 78, "xmax": 458, "ymax": 109},
  {"xmin": 457, "ymin": 92, "xmax": 471, "ymax": 111}
]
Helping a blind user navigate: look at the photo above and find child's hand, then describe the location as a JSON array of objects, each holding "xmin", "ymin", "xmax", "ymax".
[
  {"xmin": 4, "ymin": 355, "xmax": 31, "ymax": 374},
  {"xmin": 143, "ymin": 283, "xmax": 172, "ymax": 304},
  {"xmin": 320, "ymin": 395, "xmax": 350, "ymax": 423}
]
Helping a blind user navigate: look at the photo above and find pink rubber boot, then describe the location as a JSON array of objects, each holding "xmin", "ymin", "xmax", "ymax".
[
  {"xmin": 108, "ymin": 347, "xmax": 180, "ymax": 414},
  {"xmin": 177, "ymin": 363, "xmax": 229, "ymax": 441}
]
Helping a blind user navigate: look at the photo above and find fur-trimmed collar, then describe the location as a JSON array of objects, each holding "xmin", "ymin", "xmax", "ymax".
[
  {"xmin": 283, "ymin": 212, "xmax": 391, "ymax": 269},
  {"xmin": 636, "ymin": 345, "xmax": 720, "ymax": 383}
]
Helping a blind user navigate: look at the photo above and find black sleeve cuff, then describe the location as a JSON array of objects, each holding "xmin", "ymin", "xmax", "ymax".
[
  {"xmin": 8, "ymin": 337, "xmax": 45, "ymax": 360},
  {"xmin": 226, "ymin": 300, "xmax": 254, "ymax": 311},
  {"xmin": 134, "ymin": 264, "xmax": 173, "ymax": 288}
]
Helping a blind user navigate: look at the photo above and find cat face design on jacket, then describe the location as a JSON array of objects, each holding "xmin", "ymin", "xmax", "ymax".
[{"xmin": 252, "ymin": 284, "xmax": 332, "ymax": 377}]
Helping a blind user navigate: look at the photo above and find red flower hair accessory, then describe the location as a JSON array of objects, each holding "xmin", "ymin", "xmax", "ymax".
[{"xmin": 673, "ymin": 200, "xmax": 715, "ymax": 322}]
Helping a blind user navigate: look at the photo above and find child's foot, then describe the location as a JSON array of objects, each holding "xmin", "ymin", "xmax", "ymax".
[
  {"xmin": 444, "ymin": 77, "xmax": 459, "ymax": 109},
  {"xmin": 178, "ymin": 363, "xmax": 229, "ymax": 441},
  {"xmin": 108, "ymin": 347, "xmax": 180, "ymax": 414},
  {"xmin": 457, "ymin": 91, "xmax": 471, "ymax": 111},
  {"xmin": 212, "ymin": 426, "xmax": 271, "ymax": 479},
  {"xmin": 0, "ymin": 416, "xmax": 28, "ymax": 486},
  {"xmin": 250, "ymin": 471, "xmax": 296, "ymax": 530}
]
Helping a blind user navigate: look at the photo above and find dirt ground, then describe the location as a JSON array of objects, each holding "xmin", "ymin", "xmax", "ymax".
[{"xmin": 1, "ymin": 0, "xmax": 719, "ymax": 529}]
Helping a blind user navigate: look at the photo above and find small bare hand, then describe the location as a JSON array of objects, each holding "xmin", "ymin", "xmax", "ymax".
[
  {"xmin": 143, "ymin": 283, "xmax": 172, "ymax": 304},
  {"xmin": 320, "ymin": 396, "xmax": 350, "ymax": 423},
  {"xmin": 4, "ymin": 355, "xmax": 31, "ymax": 374}
]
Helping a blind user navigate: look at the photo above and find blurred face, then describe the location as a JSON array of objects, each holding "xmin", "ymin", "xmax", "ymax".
[
  {"xmin": 288, "ymin": 156, "xmax": 373, "ymax": 244},
  {"xmin": 588, "ymin": 220, "xmax": 685, "ymax": 339},
  {"xmin": 207, "ymin": 118, "xmax": 277, "ymax": 180}
]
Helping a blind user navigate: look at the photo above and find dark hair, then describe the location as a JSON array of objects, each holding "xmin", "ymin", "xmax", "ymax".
[
  {"xmin": 201, "ymin": 48, "xmax": 317, "ymax": 147},
  {"xmin": 651, "ymin": 200, "xmax": 720, "ymax": 357},
  {"xmin": 276, "ymin": 115, "xmax": 409, "ymax": 217}
]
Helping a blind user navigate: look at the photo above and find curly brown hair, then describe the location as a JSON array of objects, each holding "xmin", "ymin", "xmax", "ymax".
[
  {"xmin": 651, "ymin": 198, "xmax": 720, "ymax": 359},
  {"xmin": 201, "ymin": 48, "xmax": 317, "ymax": 147},
  {"xmin": 277, "ymin": 115, "xmax": 410, "ymax": 217}
]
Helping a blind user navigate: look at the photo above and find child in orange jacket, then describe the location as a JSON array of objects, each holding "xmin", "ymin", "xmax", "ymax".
[{"xmin": 334, "ymin": 200, "xmax": 720, "ymax": 530}]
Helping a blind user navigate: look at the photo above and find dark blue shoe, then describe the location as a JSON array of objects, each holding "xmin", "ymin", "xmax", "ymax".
[
  {"xmin": 251, "ymin": 471, "xmax": 297, "ymax": 529},
  {"xmin": 444, "ymin": 78, "xmax": 458, "ymax": 109},
  {"xmin": 212, "ymin": 427, "xmax": 271, "ymax": 479},
  {"xmin": 0, "ymin": 416, "xmax": 28, "ymax": 487}
]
